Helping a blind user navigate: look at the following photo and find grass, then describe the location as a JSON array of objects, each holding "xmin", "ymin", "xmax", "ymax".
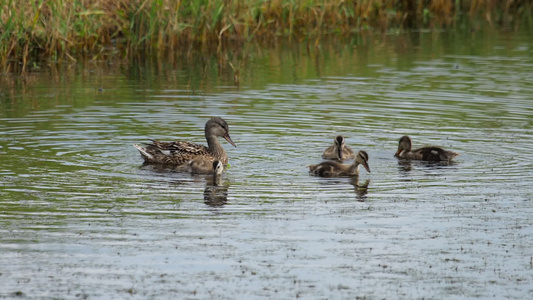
[{"xmin": 0, "ymin": 0, "xmax": 531, "ymax": 74}]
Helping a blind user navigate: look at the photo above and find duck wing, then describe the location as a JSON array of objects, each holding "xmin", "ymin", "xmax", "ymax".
[
  {"xmin": 322, "ymin": 145, "xmax": 337, "ymax": 159},
  {"xmin": 309, "ymin": 161, "xmax": 343, "ymax": 177},
  {"xmin": 134, "ymin": 140, "xmax": 212, "ymax": 165},
  {"xmin": 343, "ymin": 145, "xmax": 355, "ymax": 159},
  {"xmin": 149, "ymin": 140, "xmax": 210, "ymax": 156},
  {"xmin": 415, "ymin": 147, "xmax": 458, "ymax": 161}
]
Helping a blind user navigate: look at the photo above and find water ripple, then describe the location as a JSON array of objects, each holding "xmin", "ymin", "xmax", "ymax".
[{"xmin": 1, "ymin": 33, "xmax": 533, "ymax": 299}]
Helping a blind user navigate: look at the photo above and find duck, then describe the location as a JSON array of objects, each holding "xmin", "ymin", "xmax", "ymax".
[
  {"xmin": 133, "ymin": 117, "xmax": 236, "ymax": 166},
  {"xmin": 177, "ymin": 159, "xmax": 225, "ymax": 175},
  {"xmin": 394, "ymin": 135, "xmax": 459, "ymax": 162},
  {"xmin": 322, "ymin": 135, "xmax": 355, "ymax": 161},
  {"xmin": 212, "ymin": 160, "xmax": 224, "ymax": 177},
  {"xmin": 309, "ymin": 150, "xmax": 371, "ymax": 177}
]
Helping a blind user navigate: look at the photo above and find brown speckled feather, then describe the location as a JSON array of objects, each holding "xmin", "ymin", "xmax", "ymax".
[{"xmin": 137, "ymin": 140, "xmax": 217, "ymax": 165}]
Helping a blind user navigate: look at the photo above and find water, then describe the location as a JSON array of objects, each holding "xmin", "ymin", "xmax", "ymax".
[{"xmin": 1, "ymin": 29, "xmax": 532, "ymax": 299}]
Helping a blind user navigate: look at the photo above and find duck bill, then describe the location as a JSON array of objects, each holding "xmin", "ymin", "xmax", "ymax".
[
  {"xmin": 224, "ymin": 134, "xmax": 236, "ymax": 147},
  {"xmin": 362, "ymin": 163, "xmax": 371, "ymax": 173},
  {"xmin": 394, "ymin": 149, "xmax": 401, "ymax": 157}
]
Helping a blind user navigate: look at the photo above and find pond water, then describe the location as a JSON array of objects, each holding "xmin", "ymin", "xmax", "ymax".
[{"xmin": 1, "ymin": 28, "xmax": 532, "ymax": 298}]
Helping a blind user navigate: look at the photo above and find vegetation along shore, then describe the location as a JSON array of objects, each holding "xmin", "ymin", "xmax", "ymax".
[{"xmin": 0, "ymin": 0, "xmax": 531, "ymax": 74}]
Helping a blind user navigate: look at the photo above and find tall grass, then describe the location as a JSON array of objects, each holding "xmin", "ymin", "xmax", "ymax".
[{"xmin": 0, "ymin": 0, "xmax": 531, "ymax": 74}]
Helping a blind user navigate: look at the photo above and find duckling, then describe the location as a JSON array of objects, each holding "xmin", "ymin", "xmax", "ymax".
[
  {"xmin": 212, "ymin": 160, "xmax": 224, "ymax": 177},
  {"xmin": 203, "ymin": 160, "xmax": 228, "ymax": 207},
  {"xmin": 178, "ymin": 159, "xmax": 224, "ymax": 175},
  {"xmin": 133, "ymin": 117, "xmax": 236, "ymax": 166},
  {"xmin": 394, "ymin": 135, "xmax": 459, "ymax": 162},
  {"xmin": 309, "ymin": 150, "xmax": 371, "ymax": 177},
  {"xmin": 322, "ymin": 135, "xmax": 355, "ymax": 161}
]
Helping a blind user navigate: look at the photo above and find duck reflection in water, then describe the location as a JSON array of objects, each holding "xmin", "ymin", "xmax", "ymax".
[
  {"xmin": 350, "ymin": 177, "xmax": 370, "ymax": 202},
  {"xmin": 203, "ymin": 161, "xmax": 229, "ymax": 207},
  {"xmin": 397, "ymin": 158, "xmax": 458, "ymax": 174},
  {"xmin": 397, "ymin": 159, "xmax": 413, "ymax": 173},
  {"xmin": 315, "ymin": 177, "xmax": 371, "ymax": 202}
]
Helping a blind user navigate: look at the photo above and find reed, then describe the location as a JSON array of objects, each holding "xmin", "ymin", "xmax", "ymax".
[{"xmin": 0, "ymin": 0, "xmax": 531, "ymax": 74}]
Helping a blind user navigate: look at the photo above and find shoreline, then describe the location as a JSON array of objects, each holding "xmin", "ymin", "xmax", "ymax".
[{"xmin": 1, "ymin": 0, "xmax": 531, "ymax": 74}]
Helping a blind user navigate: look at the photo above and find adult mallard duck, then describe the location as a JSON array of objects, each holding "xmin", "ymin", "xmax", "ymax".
[
  {"xmin": 322, "ymin": 135, "xmax": 355, "ymax": 161},
  {"xmin": 133, "ymin": 117, "xmax": 236, "ymax": 166},
  {"xmin": 394, "ymin": 135, "xmax": 458, "ymax": 162},
  {"xmin": 309, "ymin": 150, "xmax": 371, "ymax": 177}
]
